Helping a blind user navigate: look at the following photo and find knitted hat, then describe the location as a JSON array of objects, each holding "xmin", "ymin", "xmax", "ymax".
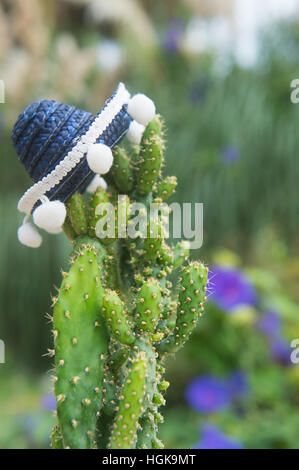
[{"xmin": 12, "ymin": 83, "xmax": 156, "ymax": 247}]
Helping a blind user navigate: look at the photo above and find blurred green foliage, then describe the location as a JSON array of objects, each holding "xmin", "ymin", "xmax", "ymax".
[{"xmin": 0, "ymin": 368, "xmax": 55, "ymax": 449}]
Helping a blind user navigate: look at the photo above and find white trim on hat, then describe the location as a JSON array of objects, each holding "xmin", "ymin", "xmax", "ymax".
[{"xmin": 17, "ymin": 83, "xmax": 131, "ymax": 216}]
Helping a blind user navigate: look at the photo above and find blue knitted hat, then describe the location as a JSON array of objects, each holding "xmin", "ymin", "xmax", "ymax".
[{"xmin": 12, "ymin": 83, "xmax": 156, "ymax": 247}]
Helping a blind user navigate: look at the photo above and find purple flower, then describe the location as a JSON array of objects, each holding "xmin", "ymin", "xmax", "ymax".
[
  {"xmin": 270, "ymin": 338, "xmax": 292, "ymax": 365},
  {"xmin": 195, "ymin": 424, "xmax": 243, "ymax": 449},
  {"xmin": 257, "ymin": 311, "xmax": 281, "ymax": 340},
  {"xmin": 41, "ymin": 392, "xmax": 56, "ymax": 411},
  {"xmin": 220, "ymin": 146, "xmax": 240, "ymax": 165},
  {"xmin": 257, "ymin": 311, "xmax": 292, "ymax": 365},
  {"xmin": 185, "ymin": 375, "xmax": 232, "ymax": 414},
  {"xmin": 208, "ymin": 266, "xmax": 257, "ymax": 313},
  {"xmin": 186, "ymin": 371, "xmax": 249, "ymax": 414},
  {"xmin": 163, "ymin": 19, "xmax": 184, "ymax": 54},
  {"xmin": 228, "ymin": 371, "xmax": 249, "ymax": 400}
]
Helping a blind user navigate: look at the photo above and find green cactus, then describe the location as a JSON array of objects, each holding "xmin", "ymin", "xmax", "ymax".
[
  {"xmin": 154, "ymin": 175, "xmax": 177, "ymax": 201},
  {"xmin": 53, "ymin": 243, "xmax": 109, "ymax": 448},
  {"xmin": 136, "ymin": 117, "xmax": 165, "ymax": 196},
  {"xmin": 49, "ymin": 115, "xmax": 208, "ymax": 448},
  {"xmin": 88, "ymin": 188, "xmax": 109, "ymax": 238},
  {"xmin": 102, "ymin": 289, "xmax": 135, "ymax": 345},
  {"xmin": 108, "ymin": 351, "xmax": 148, "ymax": 449},
  {"xmin": 135, "ymin": 279, "xmax": 162, "ymax": 335},
  {"xmin": 157, "ymin": 262, "xmax": 208, "ymax": 355},
  {"xmin": 112, "ymin": 147, "xmax": 134, "ymax": 193},
  {"xmin": 50, "ymin": 424, "xmax": 64, "ymax": 449},
  {"xmin": 67, "ymin": 193, "xmax": 88, "ymax": 236}
]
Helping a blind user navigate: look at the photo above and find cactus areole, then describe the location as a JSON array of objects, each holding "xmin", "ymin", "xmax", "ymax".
[{"xmin": 12, "ymin": 84, "xmax": 208, "ymax": 449}]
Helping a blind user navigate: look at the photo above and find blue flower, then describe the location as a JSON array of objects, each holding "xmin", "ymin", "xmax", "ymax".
[
  {"xmin": 220, "ymin": 145, "xmax": 240, "ymax": 165},
  {"xmin": 40, "ymin": 392, "xmax": 56, "ymax": 411},
  {"xmin": 195, "ymin": 424, "xmax": 243, "ymax": 449},
  {"xmin": 228, "ymin": 371, "xmax": 249, "ymax": 400},
  {"xmin": 186, "ymin": 371, "xmax": 249, "ymax": 414},
  {"xmin": 257, "ymin": 311, "xmax": 292, "ymax": 365},
  {"xmin": 208, "ymin": 266, "xmax": 257, "ymax": 312},
  {"xmin": 185, "ymin": 375, "xmax": 232, "ymax": 414},
  {"xmin": 270, "ymin": 338, "xmax": 292, "ymax": 366},
  {"xmin": 257, "ymin": 311, "xmax": 281, "ymax": 340}
]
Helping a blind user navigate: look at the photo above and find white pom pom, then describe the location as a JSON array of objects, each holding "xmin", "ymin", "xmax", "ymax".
[
  {"xmin": 127, "ymin": 120, "xmax": 145, "ymax": 145},
  {"xmin": 33, "ymin": 200, "xmax": 66, "ymax": 233},
  {"xmin": 46, "ymin": 226, "xmax": 63, "ymax": 235},
  {"xmin": 127, "ymin": 94, "xmax": 156, "ymax": 126},
  {"xmin": 18, "ymin": 223, "xmax": 42, "ymax": 248},
  {"xmin": 86, "ymin": 174, "xmax": 108, "ymax": 193},
  {"xmin": 86, "ymin": 143, "xmax": 113, "ymax": 175}
]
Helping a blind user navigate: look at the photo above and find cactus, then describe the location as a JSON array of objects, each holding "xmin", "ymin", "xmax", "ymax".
[
  {"xmin": 49, "ymin": 115, "xmax": 208, "ymax": 448},
  {"xmin": 53, "ymin": 243, "xmax": 109, "ymax": 448}
]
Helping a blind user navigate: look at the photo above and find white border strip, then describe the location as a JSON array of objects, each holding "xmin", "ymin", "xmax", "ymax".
[{"xmin": 18, "ymin": 83, "xmax": 131, "ymax": 215}]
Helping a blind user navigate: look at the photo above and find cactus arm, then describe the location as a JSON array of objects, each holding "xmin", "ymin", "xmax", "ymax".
[
  {"xmin": 137, "ymin": 351, "xmax": 168, "ymax": 449},
  {"xmin": 135, "ymin": 279, "xmax": 162, "ymax": 335},
  {"xmin": 108, "ymin": 352, "xmax": 148, "ymax": 449},
  {"xmin": 157, "ymin": 241, "xmax": 175, "ymax": 266},
  {"xmin": 143, "ymin": 221, "xmax": 163, "ymax": 263},
  {"xmin": 173, "ymin": 240, "xmax": 190, "ymax": 269},
  {"xmin": 96, "ymin": 343, "xmax": 130, "ymax": 448},
  {"xmin": 157, "ymin": 262, "xmax": 208, "ymax": 355},
  {"xmin": 137, "ymin": 413, "xmax": 157, "ymax": 449},
  {"xmin": 112, "ymin": 147, "xmax": 134, "ymax": 193},
  {"xmin": 67, "ymin": 193, "xmax": 88, "ymax": 236},
  {"xmin": 102, "ymin": 246, "xmax": 122, "ymax": 291},
  {"xmin": 88, "ymin": 188, "xmax": 110, "ymax": 238},
  {"xmin": 135, "ymin": 117, "xmax": 165, "ymax": 197},
  {"xmin": 154, "ymin": 176, "xmax": 177, "ymax": 201},
  {"xmin": 53, "ymin": 244, "xmax": 109, "ymax": 448},
  {"xmin": 136, "ymin": 134, "xmax": 164, "ymax": 196},
  {"xmin": 102, "ymin": 289, "xmax": 135, "ymax": 346}
]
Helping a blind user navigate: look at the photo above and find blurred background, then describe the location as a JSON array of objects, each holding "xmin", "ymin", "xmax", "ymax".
[{"xmin": 1, "ymin": 0, "xmax": 299, "ymax": 449}]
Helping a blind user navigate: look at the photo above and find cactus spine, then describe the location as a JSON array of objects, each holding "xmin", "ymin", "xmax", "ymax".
[{"xmin": 49, "ymin": 114, "xmax": 208, "ymax": 448}]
